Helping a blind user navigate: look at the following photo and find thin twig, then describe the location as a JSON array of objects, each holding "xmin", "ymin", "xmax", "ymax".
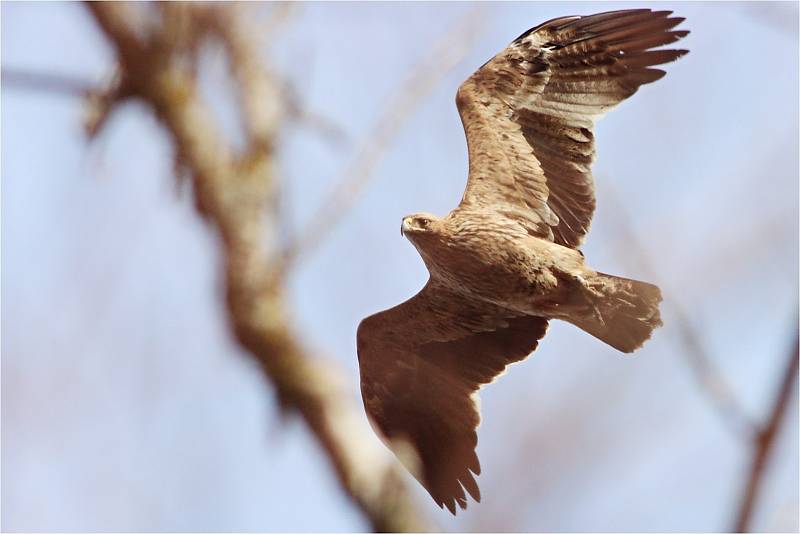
[
  {"xmin": 281, "ymin": 7, "xmax": 485, "ymax": 269},
  {"xmin": 2, "ymin": 68, "xmax": 95, "ymax": 96},
  {"xmin": 603, "ymin": 180, "xmax": 799, "ymax": 532},
  {"xmin": 86, "ymin": 3, "xmax": 430, "ymax": 531},
  {"xmin": 2, "ymin": 66, "xmax": 131, "ymax": 138},
  {"xmin": 601, "ymin": 179, "xmax": 758, "ymax": 438},
  {"xmin": 282, "ymin": 80, "xmax": 350, "ymax": 147},
  {"xmin": 732, "ymin": 325, "xmax": 798, "ymax": 532}
]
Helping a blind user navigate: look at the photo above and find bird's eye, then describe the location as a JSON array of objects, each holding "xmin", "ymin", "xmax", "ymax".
[{"xmin": 418, "ymin": 218, "xmax": 430, "ymax": 228}]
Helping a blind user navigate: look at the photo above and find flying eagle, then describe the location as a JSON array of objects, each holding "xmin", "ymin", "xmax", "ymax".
[{"xmin": 357, "ymin": 9, "xmax": 688, "ymax": 514}]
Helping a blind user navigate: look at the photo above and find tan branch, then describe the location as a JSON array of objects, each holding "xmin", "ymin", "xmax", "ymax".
[
  {"xmin": 282, "ymin": 7, "xmax": 485, "ymax": 269},
  {"xmin": 86, "ymin": 3, "xmax": 429, "ymax": 531}
]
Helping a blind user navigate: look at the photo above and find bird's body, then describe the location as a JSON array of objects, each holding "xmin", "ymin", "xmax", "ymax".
[
  {"xmin": 405, "ymin": 210, "xmax": 585, "ymax": 314},
  {"xmin": 357, "ymin": 9, "xmax": 689, "ymax": 514},
  {"xmin": 402, "ymin": 210, "xmax": 659, "ymax": 349}
]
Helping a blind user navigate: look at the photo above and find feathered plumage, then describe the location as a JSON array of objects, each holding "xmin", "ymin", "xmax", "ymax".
[{"xmin": 358, "ymin": 9, "xmax": 688, "ymax": 513}]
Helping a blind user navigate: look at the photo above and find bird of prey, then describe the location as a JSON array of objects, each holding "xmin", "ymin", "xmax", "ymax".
[{"xmin": 357, "ymin": 9, "xmax": 688, "ymax": 514}]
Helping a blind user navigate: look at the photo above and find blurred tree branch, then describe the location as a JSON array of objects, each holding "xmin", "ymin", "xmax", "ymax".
[
  {"xmin": 4, "ymin": 7, "xmax": 484, "ymax": 528},
  {"xmin": 733, "ymin": 329, "xmax": 798, "ymax": 533},
  {"xmin": 1, "ymin": 68, "xmax": 95, "ymax": 97},
  {"xmin": 81, "ymin": 2, "xmax": 449, "ymax": 531},
  {"xmin": 602, "ymin": 179, "xmax": 798, "ymax": 532},
  {"xmin": 1, "ymin": 67, "xmax": 130, "ymax": 137},
  {"xmin": 601, "ymin": 179, "xmax": 758, "ymax": 438},
  {"xmin": 281, "ymin": 9, "xmax": 483, "ymax": 270}
]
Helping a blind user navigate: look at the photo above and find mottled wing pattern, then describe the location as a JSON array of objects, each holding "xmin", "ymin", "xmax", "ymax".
[
  {"xmin": 456, "ymin": 9, "xmax": 689, "ymax": 248},
  {"xmin": 357, "ymin": 281, "xmax": 549, "ymax": 513}
]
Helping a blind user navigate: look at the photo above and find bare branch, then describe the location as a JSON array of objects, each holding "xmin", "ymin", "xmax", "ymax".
[
  {"xmin": 602, "ymin": 180, "xmax": 799, "ymax": 532},
  {"xmin": 732, "ymin": 324, "xmax": 798, "ymax": 532},
  {"xmin": 282, "ymin": 7, "xmax": 485, "ymax": 269},
  {"xmin": 1, "ymin": 66, "xmax": 131, "ymax": 138},
  {"xmin": 2, "ymin": 68, "xmax": 94, "ymax": 96},
  {"xmin": 207, "ymin": 4, "xmax": 282, "ymax": 153},
  {"xmin": 283, "ymin": 80, "xmax": 350, "ymax": 147},
  {"xmin": 85, "ymin": 3, "xmax": 429, "ymax": 531},
  {"xmin": 600, "ymin": 179, "xmax": 758, "ymax": 438}
]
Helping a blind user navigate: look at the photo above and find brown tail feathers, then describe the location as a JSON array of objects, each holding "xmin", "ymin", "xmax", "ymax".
[{"xmin": 570, "ymin": 272, "xmax": 663, "ymax": 353}]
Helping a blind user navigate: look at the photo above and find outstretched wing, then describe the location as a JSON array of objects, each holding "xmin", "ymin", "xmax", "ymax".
[
  {"xmin": 456, "ymin": 9, "xmax": 689, "ymax": 248},
  {"xmin": 357, "ymin": 281, "xmax": 548, "ymax": 514}
]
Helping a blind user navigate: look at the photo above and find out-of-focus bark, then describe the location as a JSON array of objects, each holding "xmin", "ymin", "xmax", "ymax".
[{"xmin": 85, "ymin": 3, "xmax": 431, "ymax": 531}]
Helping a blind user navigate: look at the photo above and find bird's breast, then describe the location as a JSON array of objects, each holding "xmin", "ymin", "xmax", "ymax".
[{"xmin": 425, "ymin": 226, "xmax": 558, "ymax": 305}]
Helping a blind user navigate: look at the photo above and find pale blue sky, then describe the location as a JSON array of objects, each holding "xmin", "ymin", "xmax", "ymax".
[{"xmin": 3, "ymin": 2, "xmax": 798, "ymax": 532}]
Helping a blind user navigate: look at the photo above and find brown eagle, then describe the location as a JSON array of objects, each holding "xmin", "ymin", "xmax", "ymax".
[{"xmin": 357, "ymin": 9, "xmax": 688, "ymax": 514}]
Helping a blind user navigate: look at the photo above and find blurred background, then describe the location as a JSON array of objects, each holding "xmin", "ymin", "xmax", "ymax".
[{"xmin": 2, "ymin": 2, "xmax": 798, "ymax": 532}]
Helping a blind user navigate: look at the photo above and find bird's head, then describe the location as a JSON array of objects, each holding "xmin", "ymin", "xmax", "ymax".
[{"xmin": 401, "ymin": 213, "xmax": 443, "ymax": 244}]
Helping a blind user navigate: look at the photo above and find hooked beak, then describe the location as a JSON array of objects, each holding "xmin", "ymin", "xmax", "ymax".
[{"xmin": 401, "ymin": 217, "xmax": 411, "ymax": 237}]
